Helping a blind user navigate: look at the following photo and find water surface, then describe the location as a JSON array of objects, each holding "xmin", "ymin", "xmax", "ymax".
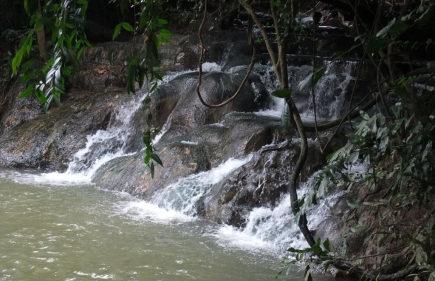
[{"xmin": 0, "ymin": 169, "xmax": 334, "ymax": 281}]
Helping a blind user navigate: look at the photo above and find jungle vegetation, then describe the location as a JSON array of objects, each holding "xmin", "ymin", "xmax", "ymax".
[{"xmin": 1, "ymin": 0, "xmax": 435, "ymax": 280}]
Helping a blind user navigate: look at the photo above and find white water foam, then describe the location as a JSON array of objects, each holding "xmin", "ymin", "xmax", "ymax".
[
  {"xmin": 116, "ymin": 200, "xmax": 195, "ymax": 224},
  {"xmin": 180, "ymin": 140, "xmax": 199, "ymax": 145},
  {"xmin": 211, "ymin": 224, "xmax": 275, "ymax": 253},
  {"xmin": 113, "ymin": 156, "xmax": 253, "ymax": 224},
  {"xmin": 210, "ymin": 193, "xmax": 306, "ymax": 254},
  {"xmin": 202, "ymin": 62, "xmax": 222, "ymax": 72},
  {"xmin": 211, "ymin": 177, "xmax": 345, "ymax": 254},
  {"xmin": 29, "ymin": 92, "xmax": 148, "ymax": 186},
  {"xmin": 151, "ymin": 155, "xmax": 253, "ymax": 216}
]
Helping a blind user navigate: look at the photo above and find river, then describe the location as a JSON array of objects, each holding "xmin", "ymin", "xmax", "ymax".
[
  {"xmin": 0, "ymin": 59, "xmax": 357, "ymax": 281},
  {"xmin": 0, "ymin": 168, "xmax": 338, "ymax": 281}
]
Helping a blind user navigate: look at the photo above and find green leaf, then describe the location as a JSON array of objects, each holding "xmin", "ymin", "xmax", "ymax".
[
  {"xmin": 376, "ymin": 18, "xmax": 396, "ymax": 38},
  {"xmin": 416, "ymin": 4, "xmax": 434, "ymax": 27},
  {"xmin": 77, "ymin": 47, "xmax": 85, "ymax": 59},
  {"xmin": 346, "ymin": 199, "xmax": 361, "ymax": 209},
  {"xmin": 35, "ymin": 89, "xmax": 47, "ymax": 103},
  {"xmin": 323, "ymin": 238, "xmax": 330, "ymax": 252},
  {"xmin": 121, "ymin": 22, "xmax": 134, "ymax": 32},
  {"xmin": 109, "ymin": 49, "xmax": 115, "ymax": 65},
  {"xmin": 159, "ymin": 28, "xmax": 172, "ymax": 37},
  {"xmin": 12, "ymin": 49, "xmax": 25, "ymax": 74},
  {"xmin": 20, "ymin": 71, "xmax": 33, "ymax": 83},
  {"xmin": 146, "ymin": 113, "xmax": 152, "ymax": 125},
  {"xmin": 139, "ymin": 12, "xmax": 149, "ymax": 30},
  {"xmin": 159, "ymin": 28, "xmax": 172, "ymax": 44},
  {"xmin": 143, "ymin": 97, "xmax": 152, "ymax": 105},
  {"xmin": 311, "ymin": 242, "xmax": 322, "ymax": 254},
  {"xmin": 312, "ymin": 67, "xmax": 326, "ymax": 86},
  {"xmin": 144, "ymin": 153, "xmax": 151, "ymax": 164},
  {"xmin": 150, "ymin": 153, "xmax": 163, "ymax": 166},
  {"xmin": 150, "ymin": 82, "xmax": 158, "ymax": 92},
  {"xmin": 389, "ymin": 22, "xmax": 409, "ymax": 38},
  {"xmin": 19, "ymin": 85, "xmax": 34, "ymax": 99},
  {"xmin": 143, "ymin": 132, "xmax": 151, "ymax": 146},
  {"xmin": 157, "ymin": 18, "xmax": 168, "ymax": 26},
  {"xmin": 148, "ymin": 36, "xmax": 159, "ymax": 59},
  {"xmin": 20, "ymin": 60, "xmax": 34, "ymax": 74},
  {"xmin": 271, "ymin": 88, "xmax": 293, "ymax": 98},
  {"xmin": 23, "ymin": 0, "xmax": 39, "ymax": 15},
  {"xmin": 297, "ymin": 67, "xmax": 325, "ymax": 92},
  {"xmin": 154, "ymin": 72, "xmax": 163, "ymax": 81},
  {"xmin": 112, "ymin": 24, "xmax": 122, "ymax": 41}
]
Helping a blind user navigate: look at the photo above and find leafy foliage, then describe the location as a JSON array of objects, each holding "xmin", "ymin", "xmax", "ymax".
[
  {"xmin": 13, "ymin": 0, "xmax": 90, "ymax": 110},
  {"xmin": 109, "ymin": 0, "xmax": 170, "ymax": 172},
  {"xmin": 11, "ymin": 0, "xmax": 170, "ymax": 174},
  {"xmin": 312, "ymin": 101, "xmax": 435, "ymax": 276},
  {"xmin": 272, "ymin": 0, "xmax": 435, "ymax": 278}
]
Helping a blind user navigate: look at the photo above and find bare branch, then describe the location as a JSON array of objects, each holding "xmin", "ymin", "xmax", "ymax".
[
  {"xmin": 238, "ymin": 0, "xmax": 282, "ymax": 81},
  {"xmin": 195, "ymin": 0, "xmax": 257, "ymax": 108}
]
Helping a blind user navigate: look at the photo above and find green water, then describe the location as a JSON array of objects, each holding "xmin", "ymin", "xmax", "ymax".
[{"xmin": 0, "ymin": 169, "xmax": 333, "ymax": 281}]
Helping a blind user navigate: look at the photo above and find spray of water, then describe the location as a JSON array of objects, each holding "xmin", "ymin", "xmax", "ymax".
[
  {"xmin": 29, "ymin": 93, "xmax": 148, "ymax": 185},
  {"xmin": 151, "ymin": 156, "xmax": 252, "ymax": 216}
]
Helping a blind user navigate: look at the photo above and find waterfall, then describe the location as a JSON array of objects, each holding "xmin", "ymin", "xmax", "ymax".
[
  {"xmin": 66, "ymin": 94, "xmax": 147, "ymax": 173},
  {"xmin": 113, "ymin": 157, "xmax": 343, "ymax": 255},
  {"xmin": 23, "ymin": 92, "xmax": 148, "ymax": 186},
  {"xmin": 6, "ymin": 58, "xmax": 356, "ymax": 256},
  {"xmin": 209, "ymin": 177, "xmax": 344, "ymax": 254},
  {"xmin": 256, "ymin": 61, "xmax": 358, "ymax": 122}
]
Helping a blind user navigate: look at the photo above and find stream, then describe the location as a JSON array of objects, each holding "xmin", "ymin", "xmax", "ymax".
[
  {"xmin": 0, "ymin": 55, "xmax": 361, "ymax": 280},
  {"xmin": 0, "ymin": 169, "xmax": 335, "ymax": 281}
]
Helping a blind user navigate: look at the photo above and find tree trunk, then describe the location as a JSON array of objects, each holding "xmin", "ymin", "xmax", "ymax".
[{"xmin": 36, "ymin": 0, "xmax": 47, "ymax": 62}]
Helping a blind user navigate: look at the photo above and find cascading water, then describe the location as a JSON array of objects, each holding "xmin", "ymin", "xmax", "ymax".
[
  {"xmin": 151, "ymin": 156, "xmax": 252, "ymax": 216},
  {"xmin": 14, "ymin": 59, "xmax": 356, "ymax": 257},
  {"xmin": 256, "ymin": 60, "xmax": 358, "ymax": 122},
  {"xmin": 212, "ymin": 183, "xmax": 344, "ymax": 253},
  {"xmin": 33, "ymin": 93, "xmax": 148, "ymax": 185},
  {"xmin": 219, "ymin": 61, "xmax": 358, "ymax": 254},
  {"xmin": 68, "ymin": 95, "xmax": 146, "ymax": 172},
  {"xmin": 302, "ymin": 60, "xmax": 357, "ymax": 121}
]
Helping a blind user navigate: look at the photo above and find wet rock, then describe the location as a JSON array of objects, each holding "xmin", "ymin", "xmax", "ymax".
[
  {"xmin": 93, "ymin": 113, "xmax": 282, "ymax": 201},
  {"xmin": 203, "ymin": 139, "xmax": 326, "ymax": 226},
  {"xmin": 0, "ymin": 91, "xmax": 131, "ymax": 171},
  {"xmin": 169, "ymin": 71, "xmax": 270, "ymax": 129},
  {"xmin": 0, "ymin": 82, "xmax": 43, "ymax": 135}
]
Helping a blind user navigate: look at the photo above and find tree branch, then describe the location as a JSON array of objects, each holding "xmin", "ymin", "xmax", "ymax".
[
  {"xmin": 238, "ymin": 0, "xmax": 281, "ymax": 80},
  {"xmin": 303, "ymin": 92, "xmax": 377, "ymax": 132},
  {"xmin": 195, "ymin": 0, "xmax": 257, "ymax": 108},
  {"xmin": 286, "ymin": 97, "xmax": 316, "ymax": 247}
]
